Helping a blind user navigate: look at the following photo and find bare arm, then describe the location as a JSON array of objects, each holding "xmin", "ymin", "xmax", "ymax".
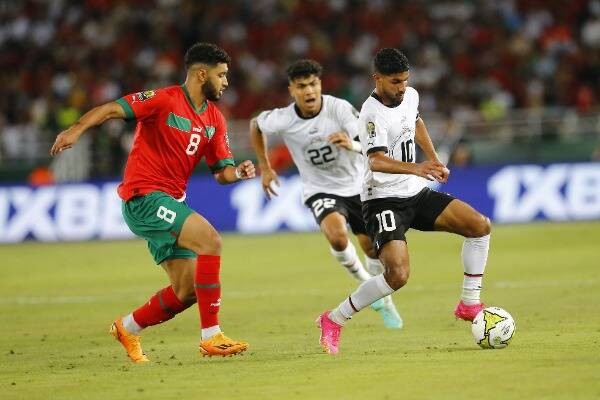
[
  {"xmin": 249, "ymin": 118, "xmax": 279, "ymax": 199},
  {"xmin": 415, "ymin": 117, "xmax": 449, "ymax": 182},
  {"xmin": 213, "ymin": 161, "xmax": 256, "ymax": 184},
  {"xmin": 368, "ymin": 151, "xmax": 447, "ymax": 182},
  {"xmin": 328, "ymin": 132, "xmax": 362, "ymax": 153},
  {"xmin": 415, "ymin": 117, "xmax": 440, "ymax": 162},
  {"xmin": 249, "ymin": 118, "xmax": 272, "ymax": 170},
  {"xmin": 50, "ymin": 102, "xmax": 125, "ymax": 156}
]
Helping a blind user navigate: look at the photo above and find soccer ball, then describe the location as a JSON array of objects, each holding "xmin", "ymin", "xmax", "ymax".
[{"xmin": 471, "ymin": 307, "xmax": 516, "ymax": 349}]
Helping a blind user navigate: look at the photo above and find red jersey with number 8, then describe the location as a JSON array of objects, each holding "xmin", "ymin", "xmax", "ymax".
[{"xmin": 115, "ymin": 85, "xmax": 234, "ymax": 201}]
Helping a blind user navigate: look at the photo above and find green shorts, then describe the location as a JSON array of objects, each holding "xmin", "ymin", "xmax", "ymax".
[{"xmin": 122, "ymin": 191, "xmax": 196, "ymax": 264}]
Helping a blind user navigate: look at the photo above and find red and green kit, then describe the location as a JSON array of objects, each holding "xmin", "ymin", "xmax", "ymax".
[{"xmin": 115, "ymin": 85, "xmax": 235, "ymax": 201}]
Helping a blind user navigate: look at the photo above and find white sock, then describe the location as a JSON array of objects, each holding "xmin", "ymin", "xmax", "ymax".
[
  {"xmin": 364, "ymin": 256, "xmax": 394, "ymax": 306},
  {"xmin": 330, "ymin": 242, "xmax": 371, "ymax": 282},
  {"xmin": 364, "ymin": 255, "xmax": 384, "ymax": 276},
  {"xmin": 122, "ymin": 313, "xmax": 142, "ymax": 335},
  {"xmin": 329, "ymin": 274, "xmax": 394, "ymax": 326},
  {"xmin": 461, "ymin": 234, "xmax": 490, "ymax": 305},
  {"xmin": 462, "ymin": 276, "xmax": 483, "ymax": 305},
  {"xmin": 201, "ymin": 325, "xmax": 221, "ymax": 340}
]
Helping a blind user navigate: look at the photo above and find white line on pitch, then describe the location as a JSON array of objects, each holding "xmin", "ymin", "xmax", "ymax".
[{"xmin": 0, "ymin": 279, "xmax": 596, "ymax": 305}]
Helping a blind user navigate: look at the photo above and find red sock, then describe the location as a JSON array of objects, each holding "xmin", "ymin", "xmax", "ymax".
[
  {"xmin": 195, "ymin": 255, "xmax": 221, "ymax": 328},
  {"xmin": 132, "ymin": 286, "xmax": 190, "ymax": 328}
]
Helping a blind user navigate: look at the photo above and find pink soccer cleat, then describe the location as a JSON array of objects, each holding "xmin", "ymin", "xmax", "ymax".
[
  {"xmin": 316, "ymin": 311, "xmax": 342, "ymax": 355},
  {"xmin": 454, "ymin": 300, "xmax": 485, "ymax": 321}
]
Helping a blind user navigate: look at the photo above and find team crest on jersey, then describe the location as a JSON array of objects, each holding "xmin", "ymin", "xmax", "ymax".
[
  {"xmin": 205, "ymin": 126, "xmax": 216, "ymax": 139},
  {"xmin": 367, "ymin": 121, "xmax": 376, "ymax": 138},
  {"xmin": 136, "ymin": 90, "xmax": 156, "ymax": 102}
]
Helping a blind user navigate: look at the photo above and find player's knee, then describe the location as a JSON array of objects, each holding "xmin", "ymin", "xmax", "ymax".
[
  {"xmin": 384, "ymin": 261, "xmax": 410, "ymax": 290},
  {"xmin": 328, "ymin": 234, "xmax": 349, "ymax": 251},
  {"xmin": 467, "ymin": 214, "xmax": 491, "ymax": 237},
  {"xmin": 173, "ymin": 282, "xmax": 196, "ymax": 305},
  {"xmin": 364, "ymin": 247, "xmax": 378, "ymax": 259},
  {"xmin": 203, "ymin": 231, "xmax": 222, "ymax": 255},
  {"xmin": 191, "ymin": 229, "xmax": 222, "ymax": 255}
]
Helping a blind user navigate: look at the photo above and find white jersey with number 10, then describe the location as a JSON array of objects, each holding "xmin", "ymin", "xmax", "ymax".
[{"xmin": 358, "ymin": 87, "xmax": 427, "ymax": 201}]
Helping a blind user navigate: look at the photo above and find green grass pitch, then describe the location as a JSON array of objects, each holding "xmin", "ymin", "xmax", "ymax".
[{"xmin": 1, "ymin": 222, "xmax": 599, "ymax": 399}]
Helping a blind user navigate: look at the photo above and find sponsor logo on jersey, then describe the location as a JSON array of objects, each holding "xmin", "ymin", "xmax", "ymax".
[
  {"xmin": 205, "ymin": 126, "xmax": 216, "ymax": 139},
  {"xmin": 308, "ymin": 127, "xmax": 319, "ymax": 135},
  {"xmin": 367, "ymin": 121, "xmax": 376, "ymax": 138},
  {"xmin": 136, "ymin": 90, "xmax": 156, "ymax": 102},
  {"xmin": 192, "ymin": 126, "xmax": 203, "ymax": 133}
]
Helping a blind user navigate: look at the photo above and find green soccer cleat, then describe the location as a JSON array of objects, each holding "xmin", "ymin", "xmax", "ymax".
[
  {"xmin": 370, "ymin": 298, "xmax": 385, "ymax": 311},
  {"xmin": 372, "ymin": 296, "xmax": 403, "ymax": 329}
]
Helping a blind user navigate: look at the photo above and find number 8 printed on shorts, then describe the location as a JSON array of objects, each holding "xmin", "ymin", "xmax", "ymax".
[{"xmin": 157, "ymin": 205, "xmax": 176, "ymax": 224}]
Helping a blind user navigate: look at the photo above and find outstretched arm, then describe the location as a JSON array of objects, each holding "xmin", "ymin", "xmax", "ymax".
[
  {"xmin": 50, "ymin": 102, "xmax": 125, "ymax": 156},
  {"xmin": 249, "ymin": 118, "xmax": 279, "ymax": 199}
]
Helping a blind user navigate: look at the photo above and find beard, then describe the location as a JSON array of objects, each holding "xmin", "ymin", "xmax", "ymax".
[
  {"xmin": 383, "ymin": 88, "xmax": 403, "ymax": 106},
  {"xmin": 202, "ymin": 80, "xmax": 221, "ymax": 101}
]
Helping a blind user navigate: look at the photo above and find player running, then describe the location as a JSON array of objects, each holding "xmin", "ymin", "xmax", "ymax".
[
  {"xmin": 51, "ymin": 43, "xmax": 255, "ymax": 362},
  {"xmin": 316, "ymin": 48, "xmax": 491, "ymax": 354},
  {"xmin": 250, "ymin": 59, "xmax": 403, "ymax": 329}
]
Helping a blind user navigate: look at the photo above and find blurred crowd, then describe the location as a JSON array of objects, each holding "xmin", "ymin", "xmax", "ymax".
[{"xmin": 1, "ymin": 0, "xmax": 599, "ymax": 179}]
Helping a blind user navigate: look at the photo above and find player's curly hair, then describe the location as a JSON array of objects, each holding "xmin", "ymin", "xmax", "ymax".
[
  {"xmin": 286, "ymin": 59, "xmax": 323, "ymax": 82},
  {"xmin": 373, "ymin": 48, "xmax": 410, "ymax": 75},
  {"xmin": 184, "ymin": 42, "xmax": 231, "ymax": 69}
]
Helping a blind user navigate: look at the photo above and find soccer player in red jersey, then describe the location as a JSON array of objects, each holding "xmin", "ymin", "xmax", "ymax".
[{"xmin": 51, "ymin": 43, "xmax": 255, "ymax": 361}]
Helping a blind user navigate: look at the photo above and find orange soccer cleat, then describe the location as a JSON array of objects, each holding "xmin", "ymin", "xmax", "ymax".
[
  {"xmin": 109, "ymin": 318, "xmax": 149, "ymax": 363},
  {"xmin": 199, "ymin": 332, "xmax": 249, "ymax": 357}
]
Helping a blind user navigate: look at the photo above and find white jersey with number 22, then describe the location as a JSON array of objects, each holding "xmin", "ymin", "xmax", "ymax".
[{"xmin": 256, "ymin": 95, "xmax": 364, "ymax": 201}]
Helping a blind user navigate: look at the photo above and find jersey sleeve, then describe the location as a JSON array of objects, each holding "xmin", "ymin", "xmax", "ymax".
[
  {"xmin": 255, "ymin": 109, "xmax": 286, "ymax": 136},
  {"xmin": 115, "ymin": 89, "xmax": 168, "ymax": 121},
  {"xmin": 411, "ymin": 87, "xmax": 420, "ymax": 121},
  {"xmin": 205, "ymin": 112, "xmax": 235, "ymax": 173},
  {"xmin": 360, "ymin": 108, "xmax": 389, "ymax": 155},
  {"xmin": 333, "ymin": 98, "xmax": 360, "ymax": 140}
]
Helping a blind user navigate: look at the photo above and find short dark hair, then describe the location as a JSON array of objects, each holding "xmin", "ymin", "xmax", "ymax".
[
  {"xmin": 184, "ymin": 42, "xmax": 231, "ymax": 69},
  {"xmin": 373, "ymin": 48, "xmax": 409, "ymax": 75},
  {"xmin": 286, "ymin": 59, "xmax": 323, "ymax": 82}
]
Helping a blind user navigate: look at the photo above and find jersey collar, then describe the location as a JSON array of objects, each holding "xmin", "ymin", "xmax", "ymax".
[
  {"xmin": 371, "ymin": 91, "xmax": 401, "ymax": 108},
  {"xmin": 181, "ymin": 84, "xmax": 208, "ymax": 114},
  {"xmin": 294, "ymin": 96, "xmax": 324, "ymax": 120}
]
